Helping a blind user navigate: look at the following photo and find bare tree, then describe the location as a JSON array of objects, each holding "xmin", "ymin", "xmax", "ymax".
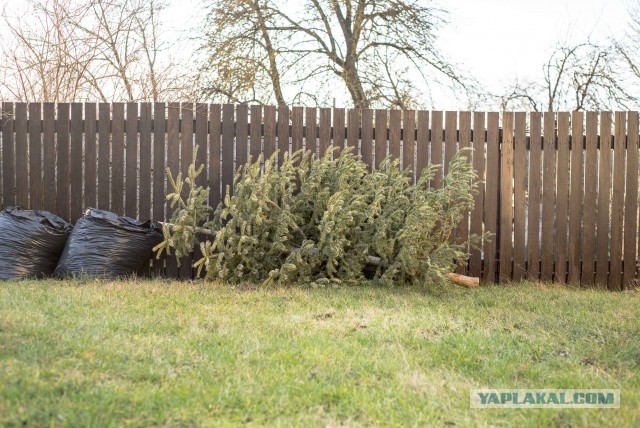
[
  {"xmin": 199, "ymin": 0, "xmax": 476, "ymax": 108},
  {"xmin": 498, "ymin": 40, "xmax": 638, "ymax": 112},
  {"xmin": 0, "ymin": 0, "xmax": 192, "ymax": 102}
]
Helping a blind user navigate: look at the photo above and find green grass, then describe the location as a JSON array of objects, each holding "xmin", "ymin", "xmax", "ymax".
[{"xmin": 1, "ymin": 280, "xmax": 639, "ymax": 427}]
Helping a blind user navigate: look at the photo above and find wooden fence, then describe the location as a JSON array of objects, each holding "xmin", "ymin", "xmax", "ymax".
[{"xmin": 0, "ymin": 102, "xmax": 639, "ymax": 289}]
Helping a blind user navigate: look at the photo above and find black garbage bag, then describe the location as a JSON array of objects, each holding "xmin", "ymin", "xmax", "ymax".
[
  {"xmin": 0, "ymin": 206, "xmax": 73, "ymax": 280},
  {"xmin": 54, "ymin": 208, "xmax": 163, "ymax": 278}
]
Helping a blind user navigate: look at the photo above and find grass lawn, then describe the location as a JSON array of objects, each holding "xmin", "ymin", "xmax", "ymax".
[{"xmin": 1, "ymin": 280, "xmax": 639, "ymax": 427}]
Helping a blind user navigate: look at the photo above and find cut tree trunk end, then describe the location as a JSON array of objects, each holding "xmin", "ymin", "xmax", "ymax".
[{"xmin": 445, "ymin": 273, "xmax": 480, "ymax": 287}]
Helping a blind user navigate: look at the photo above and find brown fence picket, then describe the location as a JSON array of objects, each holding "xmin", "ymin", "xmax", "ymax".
[
  {"xmin": 28, "ymin": 103, "xmax": 43, "ymax": 210},
  {"xmin": 469, "ymin": 112, "xmax": 485, "ymax": 278},
  {"xmin": 250, "ymin": 105, "xmax": 262, "ymax": 162},
  {"xmin": 15, "ymin": 103, "xmax": 28, "ymax": 209},
  {"xmin": 2, "ymin": 102, "xmax": 15, "ymax": 208},
  {"xmin": 609, "ymin": 112, "xmax": 626, "ymax": 290},
  {"xmin": 541, "ymin": 112, "xmax": 556, "ymax": 281},
  {"xmin": 97, "ymin": 103, "xmax": 110, "ymax": 211},
  {"xmin": 388, "ymin": 110, "xmax": 401, "ymax": 160},
  {"xmin": 221, "ymin": 104, "xmax": 234, "ymax": 198},
  {"xmin": 623, "ymin": 112, "xmax": 639, "ymax": 288},
  {"xmin": 125, "ymin": 102, "xmax": 139, "ymax": 218},
  {"xmin": 319, "ymin": 107, "xmax": 331, "ymax": 158},
  {"xmin": 444, "ymin": 111, "xmax": 457, "ymax": 177},
  {"xmin": 582, "ymin": 112, "xmax": 598, "ymax": 285},
  {"xmin": 70, "ymin": 103, "xmax": 83, "ymax": 221},
  {"xmin": 499, "ymin": 112, "xmax": 514, "ymax": 282},
  {"xmin": 457, "ymin": 111, "xmax": 471, "ymax": 274},
  {"xmin": 139, "ymin": 103, "xmax": 152, "ymax": 220},
  {"xmin": 431, "ymin": 111, "xmax": 443, "ymax": 189},
  {"xmin": 292, "ymin": 106, "xmax": 304, "ymax": 156},
  {"xmin": 166, "ymin": 102, "xmax": 180, "ymax": 277},
  {"xmin": 264, "ymin": 105, "xmax": 276, "ymax": 161},
  {"xmin": 111, "ymin": 103, "xmax": 125, "ymax": 216},
  {"xmin": 195, "ymin": 103, "xmax": 209, "ymax": 187},
  {"xmin": 596, "ymin": 112, "xmax": 612, "ymax": 287},
  {"xmin": 527, "ymin": 112, "xmax": 542, "ymax": 280},
  {"xmin": 304, "ymin": 107, "xmax": 317, "ymax": 158},
  {"xmin": 484, "ymin": 112, "xmax": 500, "ymax": 283},
  {"xmin": 277, "ymin": 105, "xmax": 289, "ymax": 165},
  {"xmin": 209, "ymin": 104, "xmax": 222, "ymax": 211},
  {"xmin": 513, "ymin": 112, "xmax": 526, "ymax": 281},
  {"xmin": 179, "ymin": 103, "xmax": 195, "ymax": 279},
  {"xmin": 84, "ymin": 103, "xmax": 97, "ymax": 210},
  {"xmin": 151, "ymin": 102, "xmax": 166, "ymax": 276},
  {"xmin": 333, "ymin": 107, "xmax": 345, "ymax": 157},
  {"xmin": 56, "ymin": 103, "xmax": 70, "ymax": 220},
  {"xmin": 374, "ymin": 109, "xmax": 387, "ymax": 169},
  {"xmin": 402, "ymin": 110, "xmax": 416, "ymax": 174},
  {"xmin": 555, "ymin": 112, "xmax": 570, "ymax": 283},
  {"xmin": 43, "ymin": 103, "xmax": 56, "ymax": 213},
  {"xmin": 361, "ymin": 109, "xmax": 373, "ymax": 169},
  {"xmin": 568, "ymin": 111, "xmax": 584, "ymax": 284},
  {"xmin": 347, "ymin": 108, "xmax": 359, "ymax": 153},
  {"xmin": 416, "ymin": 110, "xmax": 429, "ymax": 182}
]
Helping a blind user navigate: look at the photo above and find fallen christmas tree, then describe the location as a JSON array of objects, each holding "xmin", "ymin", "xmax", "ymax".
[{"xmin": 154, "ymin": 147, "xmax": 484, "ymax": 287}]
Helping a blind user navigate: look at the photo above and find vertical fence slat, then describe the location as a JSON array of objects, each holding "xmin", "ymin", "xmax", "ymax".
[
  {"xmin": 180, "ymin": 103, "xmax": 195, "ymax": 279},
  {"xmin": 264, "ymin": 105, "xmax": 276, "ymax": 160},
  {"xmin": 541, "ymin": 112, "xmax": 556, "ymax": 281},
  {"xmin": 2, "ymin": 102, "xmax": 15, "ymax": 208},
  {"xmin": 484, "ymin": 112, "xmax": 500, "ymax": 283},
  {"xmin": 97, "ymin": 103, "xmax": 110, "ymax": 211},
  {"xmin": 250, "ymin": 105, "xmax": 262, "ymax": 162},
  {"xmin": 304, "ymin": 107, "xmax": 317, "ymax": 157},
  {"xmin": 431, "ymin": 111, "xmax": 443, "ymax": 188},
  {"xmin": 195, "ymin": 103, "xmax": 208, "ymax": 187},
  {"xmin": 70, "ymin": 103, "xmax": 83, "ymax": 221},
  {"xmin": 388, "ymin": 110, "xmax": 401, "ymax": 160},
  {"xmin": 43, "ymin": 103, "xmax": 56, "ymax": 212},
  {"xmin": 28, "ymin": 103, "xmax": 43, "ymax": 210},
  {"xmin": 555, "ymin": 112, "xmax": 570, "ymax": 283},
  {"xmin": 568, "ymin": 111, "xmax": 584, "ymax": 284},
  {"xmin": 291, "ymin": 106, "xmax": 304, "ymax": 155},
  {"xmin": 513, "ymin": 112, "xmax": 526, "ymax": 281},
  {"xmin": 209, "ymin": 104, "xmax": 221, "ymax": 211},
  {"xmin": 277, "ymin": 105, "xmax": 289, "ymax": 165},
  {"xmin": 469, "ymin": 112, "xmax": 485, "ymax": 278},
  {"xmin": 527, "ymin": 112, "xmax": 542, "ymax": 280},
  {"xmin": 166, "ymin": 102, "xmax": 180, "ymax": 278},
  {"xmin": 236, "ymin": 104, "xmax": 248, "ymax": 168},
  {"xmin": 319, "ymin": 107, "xmax": 331, "ymax": 158},
  {"xmin": 152, "ymin": 102, "xmax": 166, "ymax": 276},
  {"xmin": 139, "ymin": 103, "xmax": 152, "ymax": 220},
  {"xmin": 111, "ymin": 103, "xmax": 125, "ymax": 216},
  {"xmin": 84, "ymin": 103, "xmax": 97, "ymax": 210},
  {"xmin": 333, "ymin": 107, "xmax": 345, "ymax": 157},
  {"xmin": 402, "ymin": 110, "xmax": 416, "ymax": 175},
  {"xmin": 582, "ymin": 112, "xmax": 598, "ymax": 285},
  {"xmin": 15, "ymin": 103, "xmax": 28, "ymax": 209},
  {"xmin": 444, "ymin": 111, "xmax": 457, "ymax": 176},
  {"xmin": 609, "ymin": 111, "xmax": 626, "ymax": 290},
  {"xmin": 596, "ymin": 112, "xmax": 612, "ymax": 287},
  {"xmin": 457, "ymin": 111, "xmax": 471, "ymax": 274},
  {"xmin": 347, "ymin": 108, "xmax": 359, "ymax": 153},
  {"xmin": 416, "ymin": 111, "xmax": 429, "ymax": 182},
  {"xmin": 623, "ymin": 111, "xmax": 639, "ymax": 288},
  {"xmin": 57, "ymin": 103, "xmax": 70, "ymax": 220},
  {"xmin": 361, "ymin": 109, "xmax": 373, "ymax": 169},
  {"xmin": 499, "ymin": 112, "xmax": 514, "ymax": 282},
  {"xmin": 221, "ymin": 104, "xmax": 235, "ymax": 199},
  {"xmin": 125, "ymin": 103, "xmax": 138, "ymax": 218},
  {"xmin": 374, "ymin": 109, "xmax": 387, "ymax": 169}
]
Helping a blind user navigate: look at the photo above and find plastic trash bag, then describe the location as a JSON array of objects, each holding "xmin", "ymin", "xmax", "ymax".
[
  {"xmin": 0, "ymin": 206, "xmax": 73, "ymax": 280},
  {"xmin": 54, "ymin": 208, "xmax": 163, "ymax": 278}
]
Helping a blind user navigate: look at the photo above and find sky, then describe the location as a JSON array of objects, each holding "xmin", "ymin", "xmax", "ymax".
[
  {"xmin": 161, "ymin": 0, "xmax": 634, "ymax": 108},
  {"xmin": 0, "ymin": 0, "xmax": 634, "ymax": 108}
]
